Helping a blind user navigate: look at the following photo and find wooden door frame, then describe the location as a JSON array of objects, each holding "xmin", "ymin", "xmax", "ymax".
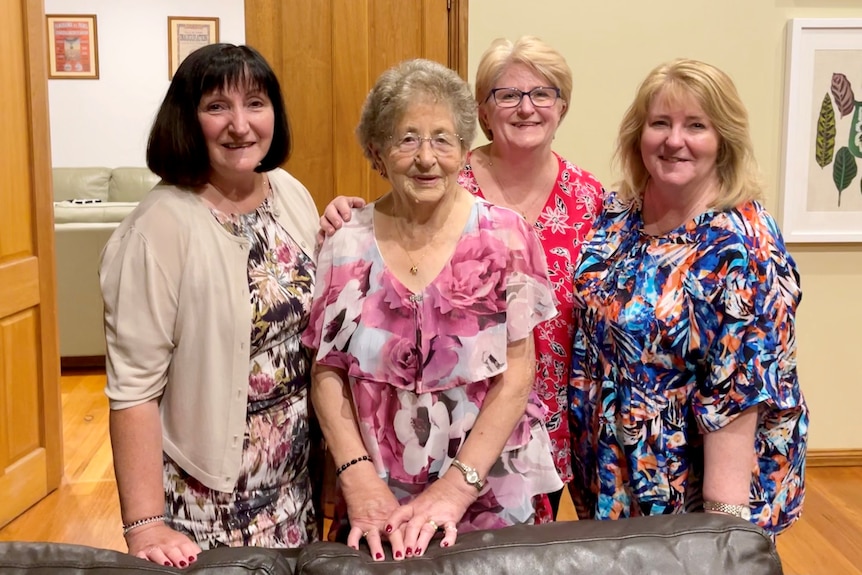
[{"xmin": 449, "ymin": 0, "xmax": 469, "ymax": 80}]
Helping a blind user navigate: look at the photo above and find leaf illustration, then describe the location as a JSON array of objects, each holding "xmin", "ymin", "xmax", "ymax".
[
  {"xmin": 833, "ymin": 146, "xmax": 857, "ymax": 207},
  {"xmin": 850, "ymin": 101, "xmax": 862, "ymax": 158},
  {"xmin": 815, "ymin": 93, "xmax": 836, "ymax": 168},
  {"xmin": 831, "ymin": 73, "xmax": 855, "ymax": 117}
]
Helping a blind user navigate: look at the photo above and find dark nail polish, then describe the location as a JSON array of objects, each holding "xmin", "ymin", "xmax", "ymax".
[
  {"xmin": 443, "ymin": 541, "xmax": 449, "ymax": 547},
  {"xmin": 416, "ymin": 548, "xmax": 422, "ymax": 556},
  {"xmin": 189, "ymin": 556, "xmax": 196, "ymax": 563},
  {"xmin": 179, "ymin": 561, "xmax": 187, "ymax": 567},
  {"xmin": 385, "ymin": 524, "xmax": 393, "ymax": 533},
  {"xmin": 395, "ymin": 550, "xmax": 403, "ymax": 558},
  {"xmin": 350, "ymin": 545, "xmax": 358, "ymax": 550},
  {"xmin": 164, "ymin": 562, "xmax": 172, "ymax": 566},
  {"xmin": 406, "ymin": 547, "xmax": 413, "ymax": 556},
  {"xmin": 375, "ymin": 552, "xmax": 383, "ymax": 560}
]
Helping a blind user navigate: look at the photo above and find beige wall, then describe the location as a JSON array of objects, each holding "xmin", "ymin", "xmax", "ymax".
[{"xmin": 469, "ymin": 0, "xmax": 862, "ymax": 450}]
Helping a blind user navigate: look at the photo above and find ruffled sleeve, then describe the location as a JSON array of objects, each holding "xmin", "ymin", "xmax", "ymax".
[{"xmin": 693, "ymin": 204, "xmax": 804, "ymax": 431}]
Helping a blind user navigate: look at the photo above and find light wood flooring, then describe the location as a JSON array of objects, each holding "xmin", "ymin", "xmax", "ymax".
[{"xmin": 1, "ymin": 369, "xmax": 860, "ymax": 574}]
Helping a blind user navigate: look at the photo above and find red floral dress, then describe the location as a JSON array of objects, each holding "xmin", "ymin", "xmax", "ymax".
[{"xmin": 458, "ymin": 152, "xmax": 604, "ymax": 485}]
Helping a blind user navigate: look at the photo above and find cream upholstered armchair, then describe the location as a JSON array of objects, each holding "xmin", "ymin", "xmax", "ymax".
[{"xmin": 53, "ymin": 167, "xmax": 159, "ymax": 366}]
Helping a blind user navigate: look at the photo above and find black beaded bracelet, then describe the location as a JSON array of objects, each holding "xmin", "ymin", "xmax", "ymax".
[{"xmin": 335, "ymin": 455, "xmax": 371, "ymax": 476}]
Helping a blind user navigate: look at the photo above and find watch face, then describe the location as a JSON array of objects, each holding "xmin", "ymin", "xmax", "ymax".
[
  {"xmin": 740, "ymin": 507, "xmax": 751, "ymax": 521},
  {"xmin": 466, "ymin": 470, "xmax": 479, "ymax": 484}
]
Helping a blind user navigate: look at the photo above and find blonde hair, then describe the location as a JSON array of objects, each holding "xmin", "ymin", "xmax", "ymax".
[
  {"xmin": 474, "ymin": 36, "xmax": 572, "ymax": 140},
  {"xmin": 614, "ymin": 58, "xmax": 762, "ymax": 210}
]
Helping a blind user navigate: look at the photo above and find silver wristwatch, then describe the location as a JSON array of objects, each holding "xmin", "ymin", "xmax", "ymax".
[
  {"xmin": 703, "ymin": 501, "xmax": 751, "ymax": 521},
  {"xmin": 451, "ymin": 459, "xmax": 484, "ymax": 491}
]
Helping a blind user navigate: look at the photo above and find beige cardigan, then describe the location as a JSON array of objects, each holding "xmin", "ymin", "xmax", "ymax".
[{"xmin": 100, "ymin": 168, "xmax": 319, "ymax": 491}]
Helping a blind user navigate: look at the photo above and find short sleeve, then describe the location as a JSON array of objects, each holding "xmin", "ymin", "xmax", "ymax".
[
  {"xmin": 693, "ymin": 223, "xmax": 803, "ymax": 432},
  {"xmin": 496, "ymin": 207, "xmax": 558, "ymax": 342}
]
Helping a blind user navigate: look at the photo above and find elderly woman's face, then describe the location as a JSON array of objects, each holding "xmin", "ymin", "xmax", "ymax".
[
  {"xmin": 378, "ymin": 99, "xmax": 466, "ymax": 205},
  {"xmin": 480, "ymin": 63, "xmax": 565, "ymax": 150}
]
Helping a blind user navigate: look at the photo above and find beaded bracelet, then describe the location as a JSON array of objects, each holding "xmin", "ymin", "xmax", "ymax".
[
  {"xmin": 335, "ymin": 455, "xmax": 371, "ymax": 476},
  {"xmin": 122, "ymin": 514, "xmax": 166, "ymax": 535}
]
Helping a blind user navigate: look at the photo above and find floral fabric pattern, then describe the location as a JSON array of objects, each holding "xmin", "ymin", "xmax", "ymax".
[
  {"xmin": 568, "ymin": 193, "xmax": 808, "ymax": 535},
  {"xmin": 458, "ymin": 152, "xmax": 604, "ymax": 484},
  {"xmin": 302, "ymin": 198, "xmax": 563, "ymax": 536},
  {"xmin": 164, "ymin": 191, "xmax": 318, "ymax": 548}
]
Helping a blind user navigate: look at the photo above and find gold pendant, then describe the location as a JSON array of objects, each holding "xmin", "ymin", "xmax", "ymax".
[{"xmin": 410, "ymin": 265, "xmax": 418, "ymax": 275}]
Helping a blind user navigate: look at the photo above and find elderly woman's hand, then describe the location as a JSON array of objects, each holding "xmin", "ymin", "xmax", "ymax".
[
  {"xmin": 342, "ymin": 466, "xmax": 405, "ymax": 561},
  {"xmin": 385, "ymin": 473, "xmax": 477, "ymax": 557},
  {"xmin": 317, "ymin": 196, "xmax": 366, "ymax": 246}
]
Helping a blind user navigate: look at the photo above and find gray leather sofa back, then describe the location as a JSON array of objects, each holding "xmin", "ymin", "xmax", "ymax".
[{"xmin": 0, "ymin": 514, "xmax": 783, "ymax": 575}]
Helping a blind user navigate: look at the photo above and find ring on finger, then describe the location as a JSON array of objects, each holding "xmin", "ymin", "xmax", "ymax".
[
  {"xmin": 362, "ymin": 531, "xmax": 369, "ymax": 538},
  {"xmin": 427, "ymin": 520, "xmax": 438, "ymax": 531},
  {"xmin": 443, "ymin": 522, "xmax": 457, "ymax": 533}
]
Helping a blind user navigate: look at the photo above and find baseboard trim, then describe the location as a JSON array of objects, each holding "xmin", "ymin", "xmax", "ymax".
[
  {"xmin": 807, "ymin": 449, "xmax": 862, "ymax": 467},
  {"xmin": 60, "ymin": 355, "xmax": 106, "ymax": 371}
]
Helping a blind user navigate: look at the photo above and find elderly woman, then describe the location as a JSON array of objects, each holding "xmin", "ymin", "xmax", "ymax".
[
  {"xmin": 301, "ymin": 59, "xmax": 562, "ymax": 562},
  {"xmin": 320, "ymin": 38, "xmax": 604, "ymax": 519},
  {"xmin": 568, "ymin": 59, "xmax": 808, "ymax": 536},
  {"xmin": 101, "ymin": 44, "xmax": 320, "ymax": 567}
]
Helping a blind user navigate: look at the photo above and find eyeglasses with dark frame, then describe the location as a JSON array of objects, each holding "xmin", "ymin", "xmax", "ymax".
[
  {"xmin": 486, "ymin": 87, "xmax": 561, "ymax": 108},
  {"xmin": 390, "ymin": 132, "xmax": 463, "ymax": 155}
]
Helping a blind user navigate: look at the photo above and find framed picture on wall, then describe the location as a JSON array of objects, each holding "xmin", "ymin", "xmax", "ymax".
[
  {"xmin": 46, "ymin": 14, "xmax": 99, "ymax": 79},
  {"xmin": 781, "ymin": 18, "xmax": 862, "ymax": 243},
  {"xmin": 168, "ymin": 16, "xmax": 220, "ymax": 79}
]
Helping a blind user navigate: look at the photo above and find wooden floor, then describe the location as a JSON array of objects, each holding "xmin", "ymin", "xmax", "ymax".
[{"xmin": 1, "ymin": 369, "xmax": 860, "ymax": 574}]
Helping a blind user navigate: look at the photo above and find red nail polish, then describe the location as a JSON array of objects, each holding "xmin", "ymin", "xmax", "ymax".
[
  {"xmin": 416, "ymin": 548, "xmax": 422, "ymax": 555},
  {"xmin": 189, "ymin": 556, "xmax": 196, "ymax": 563},
  {"xmin": 395, "ymin": 550, "xmax": 403, "ymax": 558},
  {"xmin": 406, "ymin": 547, "xmax": 413, "ymax": 556},
  {"xmin": 385, "ymin": 524, "xmax": 393, "ymax": 533},
  {"xmin": 375, "ymin": 552, "xmax": 383, "ymax": 560},
  {"xmin": 164, "ymin": 562, "xmax": 171, "ymax": 566},
  {"xmin": 179, "ymin": 561, "xmax": 187, "ymax": 567},
  {"xmin": 443, "ymin": 541, "xmax": 449, "ymax": 547}
]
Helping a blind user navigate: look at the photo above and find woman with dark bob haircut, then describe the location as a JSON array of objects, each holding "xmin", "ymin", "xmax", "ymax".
[{"xmin": 101, "ymin": 43, "xmax": 321, "ymax": 567}]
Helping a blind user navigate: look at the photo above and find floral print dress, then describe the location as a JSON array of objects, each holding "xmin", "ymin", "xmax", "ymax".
[
  {"xmin": 459, "ymin": 152, "xmax": 604, "ymax": 486},
  {"xmin": 301, "ymin": 198, "xmax": 563, "ymax": 537},
  {"xmin": 568, "ymin": 193, "xmax": 808, "ymax": 535},
  {"xmin": 163, "ymin": 190, "xmax": 318, "ymax": 548}
]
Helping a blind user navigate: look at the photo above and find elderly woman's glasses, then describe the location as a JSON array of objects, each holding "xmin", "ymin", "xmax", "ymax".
[
  {"xmin": 391, "ymin": 132, "xmax": 462, "ymax": 155},
  {"xmin": 487, "ymin": 87, "xmax": 561, "ymax": 108}
]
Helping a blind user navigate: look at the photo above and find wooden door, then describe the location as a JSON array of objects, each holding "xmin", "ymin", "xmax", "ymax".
[
  {"xmin": 0, "ymin": 0, "xmax": 63, "ymax": 528},
  {"xmin": 245, "ymin": 0, "xmax": 468, "ymax": 213}
]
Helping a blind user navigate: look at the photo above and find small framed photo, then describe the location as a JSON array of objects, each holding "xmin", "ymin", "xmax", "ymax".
[
  {"xmin": 781, "ymin": 18, "xmax": 862, "ymax": 242},
  {"xmin": 168, "ymin": 16, "xmax": 220, "ymax": 79},
  {"xmin": 46, "ymin": 14, "xmax": 99, "ymax": 80}
]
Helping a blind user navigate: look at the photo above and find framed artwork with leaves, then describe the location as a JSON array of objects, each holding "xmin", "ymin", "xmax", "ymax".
[{"xmin": 781, "ymin": 18, "xmax": 862, "ymax": 242}]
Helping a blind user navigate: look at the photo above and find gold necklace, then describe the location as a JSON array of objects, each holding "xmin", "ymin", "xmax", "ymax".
[{"xmin": 394, "ymin": 217, "xmax": 443, "ymax": 276}]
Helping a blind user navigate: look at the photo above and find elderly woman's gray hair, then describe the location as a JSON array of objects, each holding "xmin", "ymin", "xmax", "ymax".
[{"xmin": 356, "ymin": 59, "xmax": 477, "ymax": 162}]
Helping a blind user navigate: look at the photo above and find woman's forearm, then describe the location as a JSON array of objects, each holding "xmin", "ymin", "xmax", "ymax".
[
  {"xmin": 702, "ymin": 405, "xmax": 759, "ymax": 505},
  {"xmin": 310, "ymin": 363, "xmax": 368, "ymax": 465},
  {"xmin": 448, "ymin": 336, "xmax": 534, "ymax": 482},
  {"xmin": 109, "ymin": 400, "xmax": 167, "ymax": 524}
]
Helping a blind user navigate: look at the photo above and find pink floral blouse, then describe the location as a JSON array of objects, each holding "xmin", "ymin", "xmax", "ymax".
[{"xmin": 302, "ymin": 198, "xmax": 564, "ymax": 534}]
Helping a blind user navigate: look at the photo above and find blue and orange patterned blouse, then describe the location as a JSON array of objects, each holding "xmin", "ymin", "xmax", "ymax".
[{"xmin": 568, "ymin": 193, "xmax": 808, "ymax": 535}]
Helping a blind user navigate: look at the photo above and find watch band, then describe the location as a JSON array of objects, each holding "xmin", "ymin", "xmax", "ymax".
[
  {"xmin": 451, "ymin": 459, "xmax": 484, "ymax": 491},
  {"xmin": 703, "ymin": 501, "xmax": 751, "ymax": 520}
]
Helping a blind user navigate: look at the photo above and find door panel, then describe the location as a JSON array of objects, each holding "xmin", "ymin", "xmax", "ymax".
[
  {"xmin": 246, "ymin": 0, "xmax": 466, "ymax": 213},
  {"xmin": 0, "ymin": 0, "xmax": 63, "ymax": 528}
]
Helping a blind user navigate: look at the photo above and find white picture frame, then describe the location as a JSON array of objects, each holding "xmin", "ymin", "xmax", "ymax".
[{"xmin": 781, "ymin": 18, "xmax": 862, "ymax": 243}]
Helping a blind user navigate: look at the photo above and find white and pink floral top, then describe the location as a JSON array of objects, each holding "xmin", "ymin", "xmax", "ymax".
[{"xmin": 302, "ymin": 198, "xmax": 564, "ymax": 534}]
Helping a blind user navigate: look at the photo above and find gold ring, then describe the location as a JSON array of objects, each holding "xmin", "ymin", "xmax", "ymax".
[
  {"xmin": 362, "ymin": 531, "xmax": 369, "ymax": 538},
  {"xmin": 427, "ymin": 520, "xmax": 438, "ymax": 531}
]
